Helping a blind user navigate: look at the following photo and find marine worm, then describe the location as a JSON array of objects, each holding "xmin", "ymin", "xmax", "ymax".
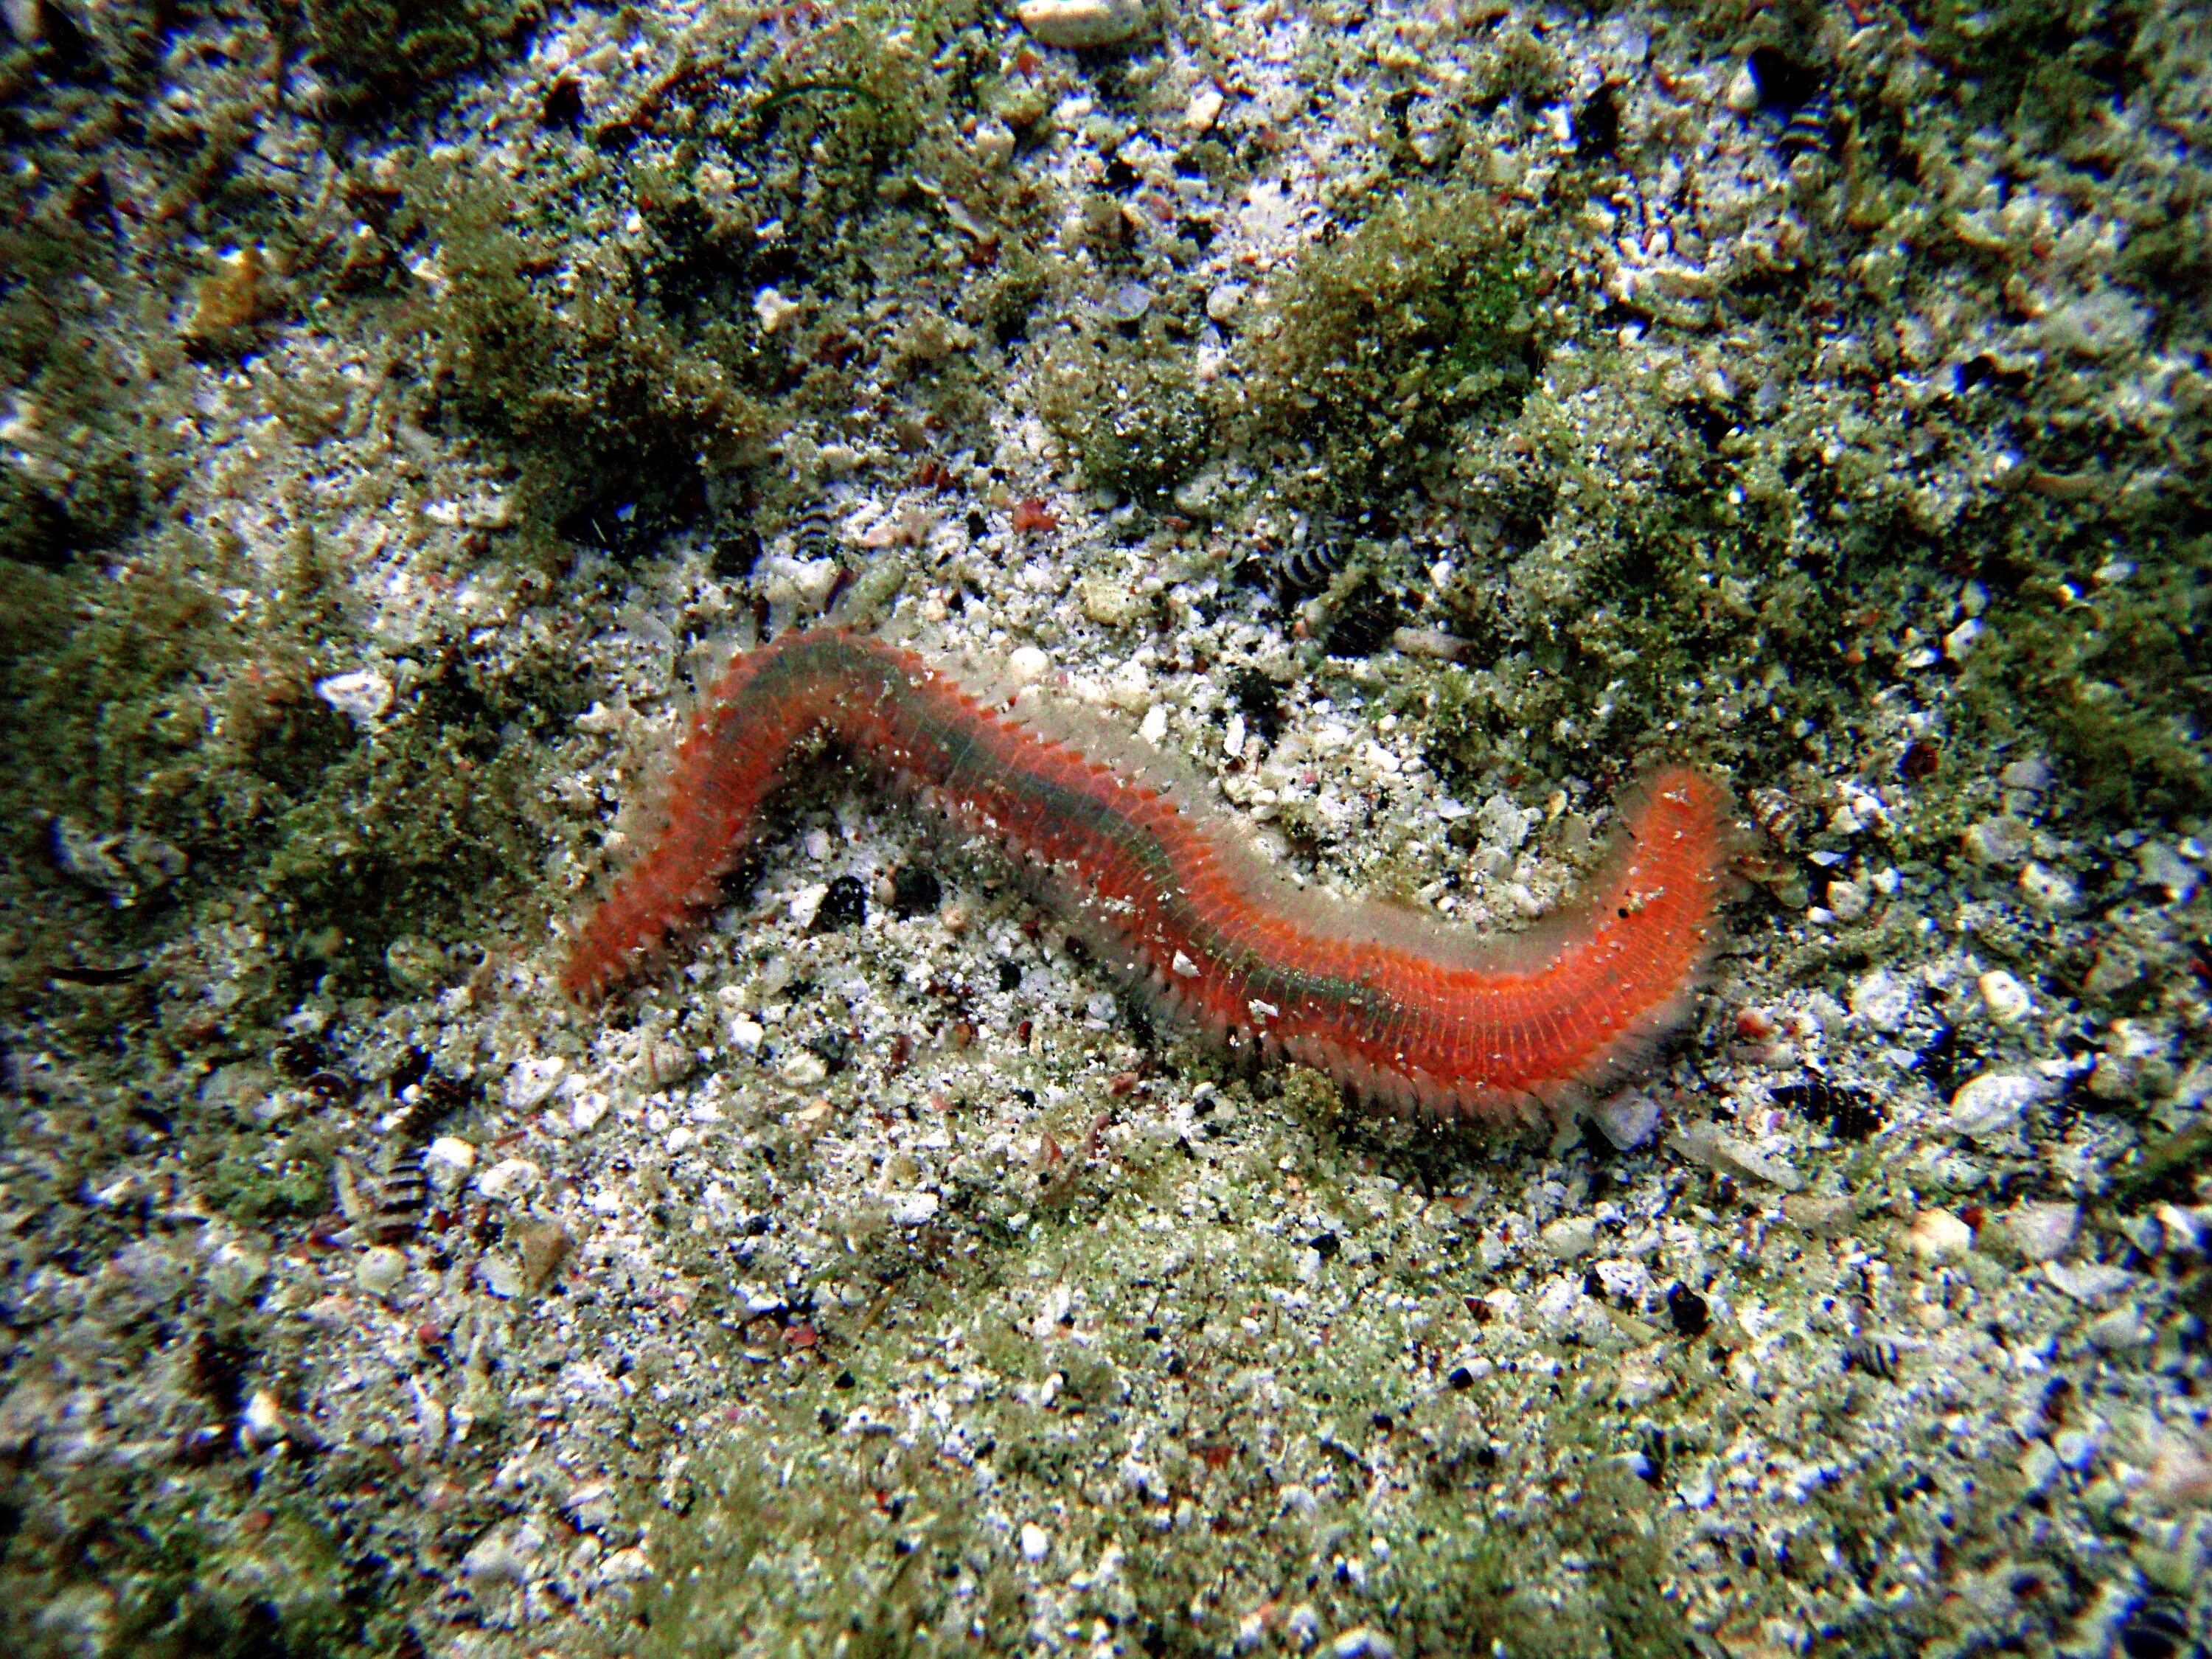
[{"xmin": 564, "ymin": 628, "xmax": 1733, "ymax": 1122}]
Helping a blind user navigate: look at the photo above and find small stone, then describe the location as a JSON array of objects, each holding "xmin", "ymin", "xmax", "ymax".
[
  {"xmin": 424, "ymin": 1136, "xmax": 477, "ymax": 1194},
  {"xmin": 505, "ymin": 1056, "xmax": 566, "ymax": 1110},
  {"xmin": 1099, "ymin": 281, "xmax": 1153, "ymax": 323},
  {"xmin": 1998, "ymin": 757, "xmax": 2052, "ymax": 791},
  {"xmin": 2084, "ymin": 1307, "xmax": 2150, "ymax": 1352},
  {"xmin": 753, "ymin": 285, "xmax": 801, "ymax": 333},
  {"xmin": 1946, "ymin": 1071, "xmax": 2051, "ymax": 1142},
  {"xmin": 727, "ymin": 1017, "xmax": 765, "ymax": 1054},
  {"xmin": 1593, "ymin": 1092, "xmax": 1660, "ymax": 1152},
  {"xmin": 2000, "ymin": 1202, "xmax": 2078, "ymax": 1263},
  {"xmin": 1961, "ymin": 815, "xmax": 2031, "ymax": 866},
  {"xmin": 3, "ymin": 0, "xmax": 42, "ymax": 48},
  {"xmin": 1007, "ymin": 644, "xmax": 1050, "ymax": 684},
  {"xmin": 973, "ymin": 119, "xmax": 1015, "ymax": 168},
  {"xmin": 1332, "ymin": 1626, "xmax": 1395, "ymax": 1659},
  {"xmin": 240, "ymin": 1388, "xmax": 286, "ymax": 1447},
  {"xmin": 1977, "ymin": 970, "xmax": 2031, "ymax": 1026},
  {"xmin": 315, "ymin": 669, "xmax": 394, "ymax": 724},
  {"xmin": 570, "ymin": 1091, "xmax": 609, "ymax": 1132},
  {"xmin": 1079, "ymin": 578, "xmax": 1141, "ymax": 627},
  {"xmin": 383, "ymin": 934, "xmax": 448, "ymax": 995},
  {"xmin": 1723, "ymin": 61, "xmax": 1759, "ymax": 111},
  {"xmin": 1206, "ymin": 282, "xmax": 1245, "ymax": 324},
  {"xmin": 1781, "ymin": 1194, "xmax": 1857, "ymax": 1237},
  {"xmin": 476, "ymin": 1158, "xmax": 543, "ymax": 1202},
  {"xmin": 1826, "ymin": 877, "xmax": 1870, "ymax": 922},
  {"xmin": 184, "ymin": 245, "xmax": 266, "ymax": 343},
  {"xmin": 1539, "ymin": 1215, "xmax": 1598, "ymax": 1259},
  {"xmin": 515, "ymin": 1220, "xmax": 573, "ymax": 1293},
  {"xmin": 2018, "ymin": 1439, "xmax": 2059, "ymax": 1495},
  {"xmin": 2018, "ymin": 860, "xmax": 2080, "ymax": 914},
  {"xmin": 1848, "ymin": 967, "xmax": 1912, "ymax": 1032},
  {"xmin": 2052, "ymin": 1426, "xmax": 2101, "ymax": 1471},
  {"xmin": 2043, "ymin": 1260, "xmax": 2133, "ymax": 1302},
  {"xmin": 2145, "ymin": 1434, "xmax": 2212, "ymax": 1509},
  {"xmin": 888, "ymin": 1190, "xmax": 941, "ymax": 1226},
  {"xmin": 780, "ymin": 1051, "xmax": 830, "ymax": 1087},
  {"xmin": 1185, "ymin": 83, "xmax": 1225, "ymax": 133},
  {"xmin": 1019, "ymin": 1520, "xmax": 1051, "ymax": 1562},
  {"xmin": 1941, "ymin": 616, "xmax": 1982, "ymax": 661},
  {"xmin": 1015, "ymin": 0, "xmax": 1150, "ymax": 49},
  {"xmin": 2081, "ymin": 945, "xmax": 2141, "ymax": 1000},
  {"xmin": 1476, "ymin": 794, "xmax": 1531, "ymax": 852},
  {"xmin": 1908, "ymin": 1207, "xmax": 1974, "ymax": 1262},
  {"xmin": 355, "ymin": 1245, "xmax": 406, "ymax": 1295},
  {"xmin": 2138, "ymin": 841, "xmax": 2199, "ymax": 904},
  {"xmin": 479, "ymin": 1254, "xmax": 525, "ymax": 1298}
]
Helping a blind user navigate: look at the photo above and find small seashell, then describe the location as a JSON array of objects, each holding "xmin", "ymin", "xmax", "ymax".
[{"xmin": 1747, "ymin": 785, "xmax": 1807, "ymax": 849}]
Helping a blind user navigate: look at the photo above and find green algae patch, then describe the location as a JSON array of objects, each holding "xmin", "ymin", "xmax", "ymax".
[
  {"xmin": 0, "ymin": 218, "xmax": 190, "ymax": 566},
  {"xmin": 1958, "ymin": 533, "xmax": 2212, "ymax": 819},
  {"xmin": 632, "ymin": 1146, "xmax": 1703, "ymax": 1657},
  {"xmin": 1037, "ymin": 320, "xmax": 1214, "ymax": 503},
  {"xmin": 297, "ymin": 0, "xmax": 543, "ymax": 108},
  {"xmin": 1238, "ymin": 183, "xmax": 1543, "ymax": 513}
]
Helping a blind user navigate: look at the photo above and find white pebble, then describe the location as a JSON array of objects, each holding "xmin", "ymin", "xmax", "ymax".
[
  {"xmin": 424, "ymin": 1136, "xmax": 478, "ymax": 1193},
  {"xmin": 240, "ymin": 1389, "xmax": 286, "ymax": 1447},
  {"xmin": 1961, "ymin": 816, "xmax": 2030, "ymax": 866},
  {"xmin": 1908, "ymin": 1207, "xmax": 1974, "ymax": 1262},
  {"xmin": 2000, "ymin": 1202, "xmax": 2078, "ymax": 1262},
  {"xmin": 1007, "ymin": 644, "xmax": 1050, "ymax": 684},
  {"xmin": 753, "ymin": 285, "xmax": 801, "ymax": 333},
  {"xmin": 1593, "ymin": 1091, "xmax": 1660, "ymax": 1151},
  {"xmin": 1019, "ymin": 1521, "xmax": 1051, "ymax": 1562},
  {"xmin": 2018, "ymin": 860, "xmax": 2079, "ymax": 914},
  {"xmin": 1476, "ymin": 793, "xmax": 1531, "ymax": 852},
  {"xmin": 787, "ymin": 883, "xmax": 828, "ymax": 928},
  {"xmin": 1015, "ymin": 0, "xmax": 1150, "ymax": 49},
  {"xmin": 1945, "ymin": 1071, "xmax": 2051, "ymax": 1141},
  {"xmin": 476, "ymin": 1157, "xmax": 543, "ymax": 1201},
  {"xmin": 1540, "ymin": 1215, "xmax": 1598, "ymax": 1259},
  {"xmin": 315, "ymin": 669, "xmax": 394, "ymax": 723},
  {"xmin": 505, "ymin": 1056, "xmax": 566, "ymax": 1110},
  {"xmin": 570, "ymin": 1092, "xmax": 609, "ymax": 1132},
  {"xmin": 1977, "ymin": 969, "xmax": 2031, "ymax": 1025},
  {"xmin": 1847, "ymin": 967, "xmax": 1912, "ymax": 1032},
  {"xmin": 888, "ymin": 1191, "xmax": 941, "ymax": 1225},
  {"xmin": 973, "ymin": 119, "xmax": 1015, "ymax": 168},
  {"xmin": 2138, "ymin": 841, "xmax": 2199, "ymax": 903},
  {"xmin": 727, "ymin": 1017, "xmax": 765, "ymax": 1053},
  {"xmin": 1139, "ymin": 703, "xmax": 1169, "ymax": 745},
  {"xmin": 356, "ymin": 1245, "xmax": 406, "ymax": 1294},
  {"xmin": 479, "ymin": 1254, "xmax": 525, "ymax": 1298}
]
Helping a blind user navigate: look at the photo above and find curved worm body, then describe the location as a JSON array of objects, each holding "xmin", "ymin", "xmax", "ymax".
[{"xmin": 565, "ymin": 629, "xmax": 1732, "ymax": 1121}]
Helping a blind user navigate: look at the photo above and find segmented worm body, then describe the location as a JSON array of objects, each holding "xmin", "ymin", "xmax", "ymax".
[{"xmin": 566, "ymin": 629, "xmax": 1732, "ymax": 1121}]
